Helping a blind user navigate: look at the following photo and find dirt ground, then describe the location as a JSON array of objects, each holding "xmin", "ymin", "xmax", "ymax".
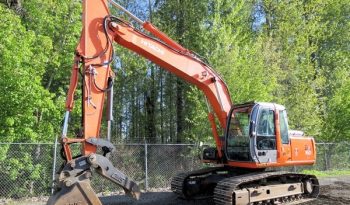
[
  {"xmin": 303, "ymin": 176, "xmax": 350, "ymax": 205},
  {"xmin": 2, "ymin": 175, "xmax": 350, "ymax": 205},
  {"xmin": 100, "ymin": 175, "xmax": 350, "ymax": 205}
]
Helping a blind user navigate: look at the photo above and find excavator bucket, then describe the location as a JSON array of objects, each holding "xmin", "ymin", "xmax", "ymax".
[
  {"xmin": 47, "ymin": 179, "xmax": 102, "ymax": 205},
  {"xmin": 47, "ymin": 154, "xmax": 140, "ymax": 205}
]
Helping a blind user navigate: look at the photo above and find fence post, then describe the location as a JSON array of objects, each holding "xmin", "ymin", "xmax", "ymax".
[
  {"xmin": 51, "ymin": 136, "xmax": 58, "ymax": 194},
  {"xmin": 144, "ymin": 142, "xmax": 148, "ymax": 191}
]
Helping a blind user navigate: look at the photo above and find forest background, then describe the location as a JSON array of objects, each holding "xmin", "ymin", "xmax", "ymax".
[{"xmin": 0, "ymin": 0, "xmax": 349, "ymax": 146}]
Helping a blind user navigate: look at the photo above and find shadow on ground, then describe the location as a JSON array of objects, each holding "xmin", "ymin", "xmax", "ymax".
[{"xmin": 100, "ymin": 192, "xmax": 214, "ymax": 205}]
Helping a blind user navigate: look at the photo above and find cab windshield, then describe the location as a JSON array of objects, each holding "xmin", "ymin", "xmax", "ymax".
[{"xmin": 226, "ymin": 106, "xmax": 252, "ymax": 161}]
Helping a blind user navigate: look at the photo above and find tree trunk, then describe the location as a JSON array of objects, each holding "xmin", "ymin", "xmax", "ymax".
[
  {"xmin": 168, "ymin": 74, "xmax": 174, "ymax": 142},
  {"xmin": 2, "ymin": 0, "xmax": 24, "ymax": 16},
  {"xmin": 145, "ymin": 92, "xmax": 156, "ymax": 143},
  {"xmin": 175, "ymin": 0, "xmax": 186, "ymax": 143},
  {"xmin": 159, "ymin": 69, "xmax": 164, "ymax": 143},
  {"xmin": 176, "ymin": 79, "xmax": 184, "ymax": 143},
  {"xmin": 131, "ymin": 82, "xmax": 135, "ymax": 141},
  {"xmin": 324, "ymin": 143, "xmax": 335, "ymax": 170},
  {"xmin": 142, "ymin": 0, "xmax": 157, "ymax": 143},
  {"xmin": 29, "ymin": 144, "xmax": 41, "ymax": 194}
]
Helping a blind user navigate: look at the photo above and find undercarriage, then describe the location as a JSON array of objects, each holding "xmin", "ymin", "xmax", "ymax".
[{"xmin": 171, "ymin": 167, "xmax": 319, "ymax": 205}]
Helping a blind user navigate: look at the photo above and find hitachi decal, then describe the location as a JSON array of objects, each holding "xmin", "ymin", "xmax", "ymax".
[{"xmin": 140, "ymin": 40, "xmax": 165, "ymax": 55}]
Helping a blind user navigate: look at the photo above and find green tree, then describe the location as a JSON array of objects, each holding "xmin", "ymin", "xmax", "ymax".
[
  {"xmin": 316, "ymin": 0, "xmax": 350, "ymax": 142},
  {"xmin": 255, "ymin": 0, "xmax": 325, "ymax": 136},
  {"xmin": 0, "ymin": 4, "xmax": 59, "ymax": 144},
  {"xmin": 0, "ymin": 4, "xmax": 61, "ymax": 197}
]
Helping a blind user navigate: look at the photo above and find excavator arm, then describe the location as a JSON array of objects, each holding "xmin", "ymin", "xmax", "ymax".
[
  {"xmin": 109, "ymin": 16, "xmax": 233, "ymax": 157},
  {"xmin": 49, "ymin": 0, "xmax": 233, "ymax": 204}
]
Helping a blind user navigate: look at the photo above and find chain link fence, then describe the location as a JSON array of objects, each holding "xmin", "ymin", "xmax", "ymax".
[{"xmin": 0, "ymin": 142, "xmax": 349, "ymax": 199}]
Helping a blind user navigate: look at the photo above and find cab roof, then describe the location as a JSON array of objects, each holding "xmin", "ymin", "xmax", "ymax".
[{"xmin": 233, "ymin": 101, "xmax": 286, "ymax": 110}]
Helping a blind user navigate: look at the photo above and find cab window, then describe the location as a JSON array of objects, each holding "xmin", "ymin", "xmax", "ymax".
[
  {"xmin": 226, "ymin": 107, "xmax": 252, "ymax": 161},
  {"xmin": 257, "ymin": 109, "xmax": 275, "ymax": 136},
  {"xmin": 279, "ymin": 110, "xmax": 289, "ymax": 144},
  {"xmin": 256, "ymin": 109, "xmax": 276, "ymax": 150}
]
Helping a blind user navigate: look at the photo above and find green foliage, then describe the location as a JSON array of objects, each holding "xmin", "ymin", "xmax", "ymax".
[
  {"xmin": 323, "ymin": 78, "xmax": 350, "ymax": 142},
  {"xmin": 0, "ymin": 144, "xmax": 54, "ymax": 198},
  {"xmin": 0, "ymin": 2, "xmax": 77, "ymax": 197},
  {"xmin": 316, "ymin": 0, "xmax": 350, "ymax": 141},
  {"xmin": 0, "ymin": 4, "xmax": 60, "ymax": 144},
  {"xmin": 0, "ymin": 0, "xmax": 349, "ymax": 144},
  {"xmin": 110, "ymin": 0, "xmax": 349, "ymax": 143},
  {"xmin": 22, "ymin": 0, "xmax": 82, "ymax": 92}
]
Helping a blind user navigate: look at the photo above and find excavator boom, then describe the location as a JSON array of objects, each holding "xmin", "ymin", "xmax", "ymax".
[{"xmin": 48, "ymin": 1, "xmax": 142, "ymax": 204}]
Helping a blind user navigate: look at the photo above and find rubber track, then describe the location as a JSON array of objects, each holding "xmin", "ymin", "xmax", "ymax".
[
  {"xmin": 214, "ymin": 171, "xmax": 319, "ymax": 205},
  {"xmin": 171, "ymin": 166, "xmax": 225, "ymax": 199}
]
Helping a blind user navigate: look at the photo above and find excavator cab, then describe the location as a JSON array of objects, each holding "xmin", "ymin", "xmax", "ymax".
[
  {"xmin": 224, "ymin": 101, "xmax": 316, "ymax": 168},
  {"xmin": 225, "ymin": 102, "xmax": 285, "ymax": 164}
]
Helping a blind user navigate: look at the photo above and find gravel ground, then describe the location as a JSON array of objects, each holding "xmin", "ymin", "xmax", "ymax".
[{"xmin": 2, "ymin": 175, "xmax": 350, "ymax": 205}]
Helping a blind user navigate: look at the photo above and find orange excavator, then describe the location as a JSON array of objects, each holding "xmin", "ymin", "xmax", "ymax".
[{"xmin": 47, "ymin": 0, "xmax": 320, "ymax": 204}]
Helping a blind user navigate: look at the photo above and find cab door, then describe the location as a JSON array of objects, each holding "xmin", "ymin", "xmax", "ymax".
[
  {"xmin": 253, "ymin": 106, "xmax": 277, "ymax": 163},
  {"xmin": 278, "ymin": 110, "xmax": 292, "ymax": 162}
]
